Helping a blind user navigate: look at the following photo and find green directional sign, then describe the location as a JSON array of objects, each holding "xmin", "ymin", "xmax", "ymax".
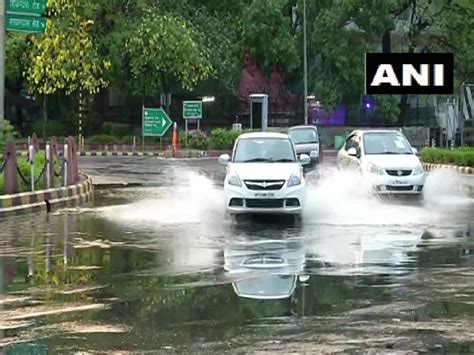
[
  {"xmin": 142, "ymin": 107, "xmax": 173, "ymax": 137},
  {"xmin": 6, "ymin": 14, "xmax": 47, "ymax": 33},
  {"xmin": 7, "ymin": 0, "xmax": 47, "ymax": 15},
  {"xmin": 183, "ymin": 101, "xmax": 203, "ymax": 120}
]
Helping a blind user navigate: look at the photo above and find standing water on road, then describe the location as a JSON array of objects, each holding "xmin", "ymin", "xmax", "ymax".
[{"xmin": 1, "ymin": 159, "xmax": 473, "ymax": 353}]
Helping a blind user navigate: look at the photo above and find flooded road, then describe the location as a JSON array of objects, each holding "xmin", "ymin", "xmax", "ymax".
[{"xmin": 1, "ymin": 158, "xmax": 473, "ymax": 353}]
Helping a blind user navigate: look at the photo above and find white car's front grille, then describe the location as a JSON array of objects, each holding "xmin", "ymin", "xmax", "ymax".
[
  {"xmin": 244, "ymin": 180, "xmax": 285, "ymax": 190},
  {"xmin": 386, "ymin": 169, "xmax": 412, "ymax": 176}
]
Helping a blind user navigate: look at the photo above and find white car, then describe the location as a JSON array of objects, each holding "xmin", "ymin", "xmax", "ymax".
[
  {"xmin": 219, "ymin": 132, "xmax": 311, "ymax": 216},
  {"xmin": 336, "ymin": 129, "xmax": 426, "ymax": 195}
]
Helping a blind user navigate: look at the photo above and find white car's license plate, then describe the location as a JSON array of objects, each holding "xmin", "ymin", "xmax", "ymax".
[
  {"xmin": 254, "ymin": 192, "xmax": 275, "ymax": 198},
  {"xmin": 391, "ymin": 180, "xmax": 409, "ymax": 185}
]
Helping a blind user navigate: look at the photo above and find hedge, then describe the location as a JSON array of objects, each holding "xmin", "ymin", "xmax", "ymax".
[
  {"xmin": 421, "ymin": 147, "xmax": 474, "ymax": 167},
  {"xmin": 86, "ymin": 128, "xmax": 258, "ymax": 150}
]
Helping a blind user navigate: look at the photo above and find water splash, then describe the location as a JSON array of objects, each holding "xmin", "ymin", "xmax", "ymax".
[
  {"xmin": 99, "ymin": 167, "xmax": 225, "ymax": 226},
  {"xmin": 422, "ymin": 168, "xmax": 474, "ymax": 209},
  {"xmin": 302, "ymin": 168, "xmax": 472, "ymax": 227}
]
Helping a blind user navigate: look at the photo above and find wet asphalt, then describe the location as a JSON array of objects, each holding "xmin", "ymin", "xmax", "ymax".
[{"xmin": 0, "ymin": 156, "xmax": 472, "ymax": 353}]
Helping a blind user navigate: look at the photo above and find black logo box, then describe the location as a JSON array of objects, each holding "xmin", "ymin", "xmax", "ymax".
[{"xmin": 365, "ymin": 53, "xmax": 454, "ymax": 95}]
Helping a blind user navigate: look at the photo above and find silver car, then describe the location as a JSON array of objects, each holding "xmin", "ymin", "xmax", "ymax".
[{"xmin": 288, "ymin": 125, "xmax": 322, "ymax": 173}]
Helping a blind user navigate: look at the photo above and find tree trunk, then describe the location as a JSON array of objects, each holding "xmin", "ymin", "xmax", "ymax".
[
  {"xmin": 382, "ymin": 31, "xmax": 391, "ymax": 53},
  {"xmin": 42, "ymin": 95, "xmax": 48, "ymax": 138}
]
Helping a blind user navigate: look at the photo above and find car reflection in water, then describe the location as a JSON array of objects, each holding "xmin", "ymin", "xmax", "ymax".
[{"xmin": 223, "ymin": 240, "xmax": 307, "ymax": 300}]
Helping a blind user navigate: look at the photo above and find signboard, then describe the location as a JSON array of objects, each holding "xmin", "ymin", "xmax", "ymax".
[
  {"xmin": 6, "ymin": 0, "xmax": 48, "ymax": 33},
  {"xmin": 6, "ymin": 14, "xmax": 46, "ymax": 33},
  {"xmin": 7, "ymin": 0, "xmax": 47, "ymax": 15},
  {"xmin": 142, "ymin": 107, "xmax": 173, "ymax": 137},
  {"xmin": 183, "ymin": 101, "xmax": 203, "ymax": 120}
]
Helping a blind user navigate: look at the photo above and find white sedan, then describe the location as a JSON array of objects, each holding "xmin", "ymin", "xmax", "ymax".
[
  {"xmin": 337, "ymin": 129, "xmax": 426, "ymax": 195},
  {"xmin": 219, "ymin": 132, "xmax": 310, "ymax": 216}
]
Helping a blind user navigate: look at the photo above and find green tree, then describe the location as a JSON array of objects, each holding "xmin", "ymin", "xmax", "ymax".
[
  {"xmin": 307, "ymin": 0, "xmax": 401, "ymax": 123},
  {"xmin": 22, "ymin": 0, "xmax": 111, "ymax": 137},
  {"xmin": 124, "ymin": 9, "xmax": 213, "ymax": 100},
  {"xmin": 241, "ymin": 0, "xmax": 299, "ymax": 76}
]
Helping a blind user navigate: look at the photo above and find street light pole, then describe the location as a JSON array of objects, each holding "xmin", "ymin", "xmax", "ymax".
[
  {"xmin": 0, "ymin": 0, "xmax": 6, "ymax": 124},
  {"xmin": 303, "ymin": 0, "xmax": 308, "ymax": 125}
]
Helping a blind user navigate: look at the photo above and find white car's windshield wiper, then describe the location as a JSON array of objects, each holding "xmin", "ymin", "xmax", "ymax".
[
  {"xmin": 271, "ymin": 158, "xmax": 295, "ymax": 162},
  {"xmin": 370, "ymin": 151, "xmax": 408, "ymax": 155},
  {"xmin": 242, "ymin": 158, "xmax": 272, "ymax": 162}
]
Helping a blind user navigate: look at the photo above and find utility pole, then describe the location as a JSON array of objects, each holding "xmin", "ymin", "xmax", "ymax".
[
  {"xmin": 0, "ymin": 0, "xmax": 6, "ymax": 124},
  {"xmin": 303, "ymin": 0, "xmax": 308, "ymax": 125}
]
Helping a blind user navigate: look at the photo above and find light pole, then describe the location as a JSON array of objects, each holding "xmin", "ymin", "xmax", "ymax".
[{"xmin": 303, "ymin": 0, "xmax": 308, "ymax": 125}]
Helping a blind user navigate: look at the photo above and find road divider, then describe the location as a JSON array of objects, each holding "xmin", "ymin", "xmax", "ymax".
[
  {"xmin": 423, "ymin": 163, "xmax": 473, "ymax": 175},
  {"xmin": 0, "ymin": 173, "xmax": 93, "ymax": 218}
]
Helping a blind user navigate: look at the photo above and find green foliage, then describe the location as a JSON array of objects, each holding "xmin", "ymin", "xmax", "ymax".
[
  {"xmin": 87, "ymin": 135, "xmax": 118, "ymax": 144},
  {"xmin": 0, "ymin": 120, "xmax": 15, "ymax": 152},
  {"xmin": 242, "ymin": 0, "xmax": 298, "ymax": 75},
  {"xmin": 102, "ymin": 122, "xmax": 132, "ymax": 138},
  {"xmin": 421, "ymin": 148, "xmax": 474, "ymax": 167},
  {"xmin": 429, "ymin": 0, "xmax": 474, "ymax": 90},
  {"xmin": 28, "ymin": 120, "xmax": 67, "ymax": 138},
  {"xmin": 23, "ymin": 0, "xmax": 111, "ymax": 96},
  {"xmin": 187, "ymin": 131, "xmax": 209, "ymax": 150},
  {"xmin": 125, "ymin": 10, "xmax": 213, "ymax": 97},
  {"xmin": 372, "ymin": 95, "xmax": 401, "ymax": 125},
  {"xmin": 209, "ymin": 128, "xmax": 241, "ymax": 150}
]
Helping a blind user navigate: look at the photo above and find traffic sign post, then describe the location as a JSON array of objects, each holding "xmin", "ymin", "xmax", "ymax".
[
  {"xmin": 142, "ymin": 106, "xmax": 173, "ymax": 151},
  {"xmin": 6, "ymin": 14, "xmax": 47, "ymax": 33},
  {"xmin": 6, "ymin": 0, "xmax": 48, "ymax": 33},
  {"xmin": 183, "ymin": 101, "xmax": 203, "ymax": 145},
  {"xmin": 7, "ymin": 0, "xmax": 47, "ymax": 15}
]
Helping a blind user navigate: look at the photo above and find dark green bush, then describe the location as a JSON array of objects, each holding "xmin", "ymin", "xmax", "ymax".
[
  {"xmin": 103, "ymin": 122, "xmax": 131, "ymax": 138},
  {"xmin": 421, "ymin": 148, "xmax": 474, "ymax": 167},
  {"xmin": 0, "ymin": 119, "xmax": 15, "ymax": 152},
  {"xmin": 87, "ymin": 135, "xmax": 119, "ymax": 144},
  {"xmin": 28, "ymin": 120, "xmax": 67, "ymax": 138},
  {"xmin": 187, "ymin": 131, "xmax": 209, "ymax": 150},
  {"xmin": 208, "ymin": 128, "xmax": 241, "ymax": 150}
]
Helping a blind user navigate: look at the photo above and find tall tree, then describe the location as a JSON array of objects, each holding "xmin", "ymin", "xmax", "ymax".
[
  {"xmin": 241, "ymin": 0, "xmax": 299, "ymax": 76},
  {"xmin": 22, "ymin": 0, "xmax": 111, "ymax": 136},
  {"xmin": 124, "ymin": 9, "xmax": 213, "ymax": 100}
]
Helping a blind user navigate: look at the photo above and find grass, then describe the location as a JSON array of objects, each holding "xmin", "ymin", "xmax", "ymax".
[{"xmin": 421, "ymin": 147, "xmax": 474, "ymax": 167}]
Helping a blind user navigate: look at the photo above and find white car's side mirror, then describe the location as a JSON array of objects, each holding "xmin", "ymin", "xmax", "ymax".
[
  {"xmin": 218, "ymin": 154, "xmax": 230, "ymax": 165},
  {"xmin": 299, "ymin": 154, "xmax": 311, "ymax": 165},
  {"xmin": 347, "ymin": 147, "xmax": 358, "ymax": 157},
  {"xmin": 412, "ymin": 147, "xmax": 418, "ymax": 155}
]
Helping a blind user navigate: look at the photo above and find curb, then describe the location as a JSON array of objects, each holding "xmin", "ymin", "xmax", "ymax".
[
  {"xmin": 0, "ymin": 173, "xmax": 94, "ymax": 218},
  {"xmin": 423, "ymin": 163, "xmax": 473, "ymax": 175}
]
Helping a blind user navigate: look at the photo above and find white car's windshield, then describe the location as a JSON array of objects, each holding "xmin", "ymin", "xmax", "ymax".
[
  {"xmin": 363, "ymin": 132, "xmax": 413, "ymax": 155},
  {"xmin": 233, "ymin": 138, "xmax": 296, "ymax": 163},
  {"xmin": 288, "ymin": 128, "xmax": 319, "ymax": 145}
]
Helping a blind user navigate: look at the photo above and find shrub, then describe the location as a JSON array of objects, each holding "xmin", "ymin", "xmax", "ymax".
[
  {"xmin": 209, "ymin": 128, "xmax": 241, "ymax": 150},
  {"xmin": 28, "ymin": 120, "xmax": 67, "ymax": 138},
  {"xmin": 187, "ymin": 131, "xmax": 209, "ymax": 150},
  {"xmin": 87, "ymin": 135, "xmax": 119, "ymax": 144},
  {"xmin": 0, "ymin": 119, "xmax": 15, "ymax": 152},
  {"xmin": 121, "ymin": 135, "xmax": 137, "ymax": 145},
  {"xmin": 103, "ymin": 122, "xmax": 131, "ymax": 138},
  {"xmin": 421, "ymin": 147, "xmax": 474, "ymax": 167}
]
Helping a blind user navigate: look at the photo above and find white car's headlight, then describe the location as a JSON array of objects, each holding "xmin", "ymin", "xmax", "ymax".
[
  {"xmin": 288, "ymin": 172, "xmax": 301, "ymax": 187},
  {"xmin": 367, "ymin": 162, "xmax": 385, "ymax": 175},
  {"xmin": 310, "ymin": 149, "xmax": 319, "ymax": 157},
  {"xmin": 412, "ymin": 165, "xmax": 424, "ymax": 175},
  {"xmin": 227, "ymin": 170, "xmax": 242, "ymax": 187}
]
